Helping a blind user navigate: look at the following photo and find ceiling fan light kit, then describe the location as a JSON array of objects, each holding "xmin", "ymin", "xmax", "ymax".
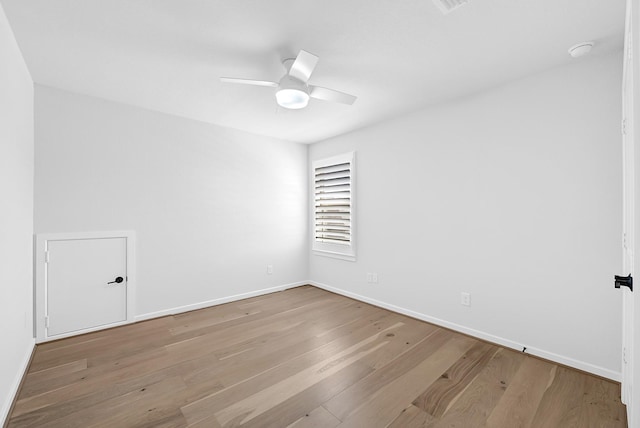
[
  {"xmin": 276, "ymin": 75, "xmax": 310, "ymax": 109},
  {"xmin": 220, "ymin": 49, "xmax": 357, "ymax": 110},
  {"xmin": 276, "ymin": 89, "xmax": 309, "ymax": 109}
]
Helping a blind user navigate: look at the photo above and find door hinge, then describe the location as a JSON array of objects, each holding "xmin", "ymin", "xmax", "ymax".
[
  {"xmin": 622, "ymin": 118, "xmax": 627, "ymax": 136},
  {"xmin": 44, "ymin": 251, "xmax": 50, "ymax": 264},
  {"xmin": 623, "ymin": 347, "xmax": 627, "ymax": 364},
  {"xmin": 45, "ymin": 316, "xmax": 50, "ymax": 328}
]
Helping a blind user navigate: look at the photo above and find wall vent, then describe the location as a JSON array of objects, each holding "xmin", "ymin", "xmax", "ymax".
[{"xmin": 432, "ymin": 0, "xmax": 470, "ymax": 14}]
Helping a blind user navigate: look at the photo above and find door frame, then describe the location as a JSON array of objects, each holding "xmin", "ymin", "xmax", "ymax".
[{"xmin": 34, "ymin": 230, "xmax": 136, "ymax": 343}]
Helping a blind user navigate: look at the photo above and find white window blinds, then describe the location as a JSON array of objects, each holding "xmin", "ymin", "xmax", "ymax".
[{"xmin": 312, "ymin": 152, "xmax": 355, "ymax": 260}]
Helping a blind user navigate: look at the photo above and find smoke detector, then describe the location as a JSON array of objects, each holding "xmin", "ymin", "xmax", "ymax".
[
  {"xmin": 568, "ymin": 42, "xmax": 594, "ymax": 58},
  {"xmin": 432, "ymin": 0, "xmax": 470, "ymax": 14}
]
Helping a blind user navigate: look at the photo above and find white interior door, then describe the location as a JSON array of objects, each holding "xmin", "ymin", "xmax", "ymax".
[
  {"xmin": 621, "ymin": 0, "xmax": 636, "ymax": 422},
  {"xmin": 46, "ymin": 237, "xmax": 128, "ymax": 337},
  {"xmin": 35, "ymin": 231, "xmax": 136, "ymax": 342}
]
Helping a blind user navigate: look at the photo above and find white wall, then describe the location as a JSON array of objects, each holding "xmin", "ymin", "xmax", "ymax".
[
  {"xmin": 309, "ymin": 52, "xmax": 623, "ymax": 379},
  {"xmin": 35, "ymin": 86, "xmax": 308, "ymax": 317},
  {"xmin": 0, "ymin": 3, "xmax": 34, "ymax": 423}
]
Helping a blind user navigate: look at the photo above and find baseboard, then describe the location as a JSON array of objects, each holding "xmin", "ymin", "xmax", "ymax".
[
  {"xmin": 1, "ymin": 339, "xmax": 35, "ymax": 427},
  {"xmin": 309, "ymin": 281, "xmax": 621, "ymax": 382},
  {"xmin": 135, "ymin": 281, "xmax": 307, "ymax": 322}
]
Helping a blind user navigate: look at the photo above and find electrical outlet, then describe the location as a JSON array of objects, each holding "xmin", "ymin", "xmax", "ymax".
[
  {"xmin": 461, "ymin": 292, "xmax": 471, "ymax": 307},
  {"xmin": 267, "ymin": 265, "xmax": 273, "ymax": 275},
  {"xmin": 372, "ymin": 273, "xmax": 378, "ymax": 283}
]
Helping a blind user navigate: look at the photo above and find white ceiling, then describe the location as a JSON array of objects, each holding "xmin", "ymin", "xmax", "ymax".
[{"xmin": 1, "ymin": 0, "xmax": 626, "ymax": 143}]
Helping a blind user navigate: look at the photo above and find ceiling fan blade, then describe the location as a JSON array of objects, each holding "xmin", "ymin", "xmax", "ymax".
[
  {"xmin": 288, "ymin": 50, "xmax": 319, "ymax": 83},
  {"xmin": 310, "ymin": 86, "xmax": 357, "ymax": 105},
  {"xmin": 220, "ymin": 77, "xmax": 278, "ymax": 88}
]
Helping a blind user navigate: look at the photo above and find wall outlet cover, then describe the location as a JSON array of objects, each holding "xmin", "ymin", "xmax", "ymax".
[{"xmin": 461, "ymin": 292, "xmax": 471, "ymax": 306}]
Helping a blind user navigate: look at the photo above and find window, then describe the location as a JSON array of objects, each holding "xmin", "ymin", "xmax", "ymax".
[{"xmin": 312, "ymin": 152, "xmax": 355, "ymax": 261}]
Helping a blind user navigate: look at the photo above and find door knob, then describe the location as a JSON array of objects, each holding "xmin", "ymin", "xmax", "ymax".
[
  {"xmin": 614, "ymin": 274, "xmax": 633, "ymax": 292},
  {"xmin": 107, "ymin": 276, "xmax": 124, "ymax": 285}
]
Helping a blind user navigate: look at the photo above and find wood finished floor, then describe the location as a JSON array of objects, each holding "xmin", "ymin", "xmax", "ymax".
[{"xmin": 7, "ymin": 286, "xmax": 627, "ymax": 428}]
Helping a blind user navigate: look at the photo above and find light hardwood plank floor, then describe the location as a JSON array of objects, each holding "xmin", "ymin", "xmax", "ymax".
[{"xmin": 6, "ymin": 286, "xmax": 627, "ymax": 427}]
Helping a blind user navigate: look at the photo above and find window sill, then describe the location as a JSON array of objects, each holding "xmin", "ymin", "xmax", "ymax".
[{"xmin": 312, "ymin": 249, "xmax": 356, "ymax": 262}]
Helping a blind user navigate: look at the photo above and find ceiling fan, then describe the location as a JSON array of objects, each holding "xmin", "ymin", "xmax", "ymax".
[{"xmin": 220, "ymin": 50, "xmax": 357, "ymax": 110}]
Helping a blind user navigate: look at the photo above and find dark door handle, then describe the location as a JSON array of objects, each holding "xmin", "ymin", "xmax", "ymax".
[
  {"xmin": 107, "ymin": 276, "xmax": 124, "ymax": 285},
  {"xmin": 614, "ymin": 274, "xmax": 633, "ymax": 292}
]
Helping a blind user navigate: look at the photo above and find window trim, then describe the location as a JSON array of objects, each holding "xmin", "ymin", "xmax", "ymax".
[{"xmin": 312, "ymin": 151, "xmax": 356, "ymax": 262}]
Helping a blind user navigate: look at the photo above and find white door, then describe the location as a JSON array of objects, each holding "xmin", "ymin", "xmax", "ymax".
[
  {"xmin": 35, "ymin": 231, "xmax": 136, "ymax": 342},
  {"xmin": 46, "ymin": 238, "xmax": 127, "ymax": 337},
  {"xmin": 621, "ymin": 0, "xmax": 636, "ymax": 423}
]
